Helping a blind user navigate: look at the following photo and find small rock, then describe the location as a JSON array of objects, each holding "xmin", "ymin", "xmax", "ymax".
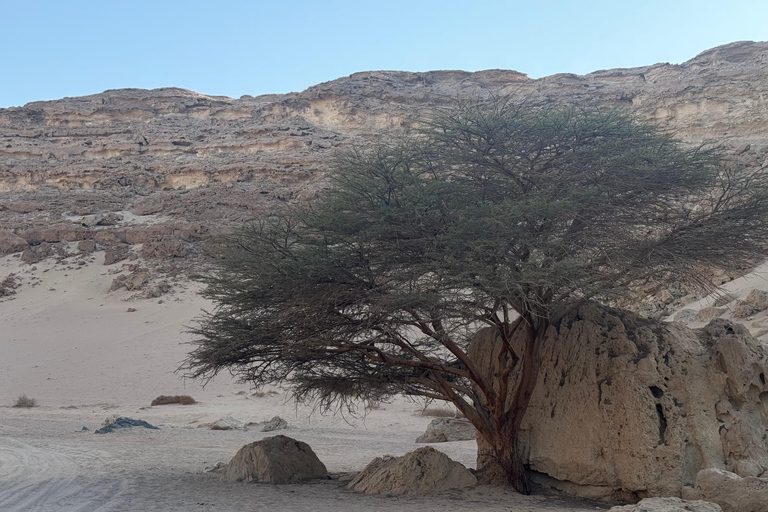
[{"xmin": 209, "ymin": 416, "xmax": 246, "ymax": 430}]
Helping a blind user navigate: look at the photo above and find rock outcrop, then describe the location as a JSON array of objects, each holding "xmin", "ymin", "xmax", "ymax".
[
  {"xmin": 224, "ymin": 435, "xmax": 327, "ymax": 484},
  {"xmin": 687, "ymin": 468, "xmax": 768, "ymax": 512},
  {"xmin": 469, "ymin": 306, "xmax": 768, "ymax": 501},
  {"xmin": 2, "ymin": 41, "xmax": 768, "ymax": 283},
  {"xmin": 415, "ymin": 418, "xmax": 477, "ymax": 443},
  {"xmin": 609, "ymin": 498, "xmax": 722, "ymax": 512},
  {"xmin": 347, "ymin": 446, "xmax": 476, "ymax": 495}
]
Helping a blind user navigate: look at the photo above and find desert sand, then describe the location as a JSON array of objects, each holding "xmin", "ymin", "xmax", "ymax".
[{"xmin": 0, "ymin": 251, "xmax": 613, "ymax": 511}]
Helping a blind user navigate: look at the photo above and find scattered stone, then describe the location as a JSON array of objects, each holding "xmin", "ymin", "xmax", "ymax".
[
  {"xmin": 204, "ymin": 461, "xmax": 227, "ymax": 473},
  {"xmin": 77, "ymin": 240, "xmax": 96, "ymax": 253},
  {"xmin": 415, "ymin": 418, "xmax": 476, "ymax": 443},
  {"xmin": 247, "ymin": 416, "xmax": 288, "ymax": 432},
  {"xmin": 126, "ymin": 307, "xmax": 137, "ymax": 312},
  {"xmin": 691, "ymin": 468, "xmax": 768, "ymax": 512},
  {"xmin": 609, "ymin": 497, "xmax": 722, "ymax": 511},
  {"xmin": 95, "ymin": 417, "xmax": 159, "ymax": 434},
  {"xmin": 0, "ymin": 274, "xmax": 21, "ymax": 297},
  {"xmin": 103, "ymin": 247, "xmax": 129, "ymax": 266},
  {"xmin": 673, "ymin": 309, "xmax": 698, "ymax": 324},
  {"xmin": 695, "ymin": 307, "xmax": 725, "ymax": 323},
  {"xmin": 142, "ymin": 239, "xmax": 187, "ymax": 259},
  {"xmin": 109, "ymin": 268, "xmax": 148, "ymax": 292},
  {"xmin": 21, "ymin": 243, "xmax": 52, "ymax": 264},
  {"xmin": 208, "ymin": 416, "xmax": 246, "ymax": 430},
  {"xmin": 347, "ymin": 446, "xmax": 476, "ymax": 495},
  {"xmin": 224, "ymin": 435, "xmax": 328, "ymax": 484}
]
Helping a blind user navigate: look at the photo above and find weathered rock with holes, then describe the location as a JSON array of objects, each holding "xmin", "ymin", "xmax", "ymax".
[
  {"xmin": 224, "ymin": 435, "xmax": 327, "ymax": 484},
  {"xmin": 415, "ymin": 418, "xmax": 477, "ymax": 443},
  {"xmin": 470, "ymin": 306, "xmax": 768, "ymax": 501},
  {"xmin": 609, "ymin": 497, "xmax": 722, "ymax": 512},
  {"xmin": 347, "ymin": 446, "xmax": 476, "ymax": 495},
  {"xmin": 690, "ymin": 468, "xmax": 768, "ymax": 512}
]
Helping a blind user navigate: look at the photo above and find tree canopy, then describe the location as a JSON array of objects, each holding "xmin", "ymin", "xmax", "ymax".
[{"xmin": 184, "ymin": 99, "xmax": 768, "ymax": 492}]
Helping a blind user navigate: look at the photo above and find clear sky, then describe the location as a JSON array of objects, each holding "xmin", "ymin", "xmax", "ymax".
[{"xmin": 1, "ymin": 0, "xmax": 766, "ymax": 108}]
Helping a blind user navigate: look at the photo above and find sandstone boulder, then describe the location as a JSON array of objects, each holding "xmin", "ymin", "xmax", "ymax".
[
  {"xmin": 673, "ymin": 309, "xmax": 698, "ymax": 325},
  {"xmin": 415, "ymin": 418, "xmax": 476, "ymax": 443},
  {"xmin": 104, "ymin": 247, "xmax": 130, "ymax": 265},
  {"xmin": 0, "ymin": 229, "xmax": 28, "ymax": 254},
  {"xmin": 77, "ymin": 240, "xmax": 96, "ymax": 253},
  {"xmin": 224, "ymin": 435, "xmax": 327, "ymax": 484},
  {"xmin": 609, "ymin": 497, "xmax": 722, "ymax": 512},
  {"xmin": 347, "ymin": 446, "xmax": 476, "ymax": 495},
  {"xmin": 21, "ymin": 243, "xmax": 52, "ymax": 264},
  {"xmin": 691, "ymin": 468, "xmax": 768, "ymax": 512},
  {"xmin": 695, "ymin": 307, "xmax": 725, "ymax": 323},
  {"xmin": 470, "ymin": 306, "xmax": 768, "ymax": 501}
]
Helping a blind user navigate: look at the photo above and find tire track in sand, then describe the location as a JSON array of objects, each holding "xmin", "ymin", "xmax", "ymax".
[{"xmin": 0, "ymin": 437, "xmax": 130, "ymax": 511}]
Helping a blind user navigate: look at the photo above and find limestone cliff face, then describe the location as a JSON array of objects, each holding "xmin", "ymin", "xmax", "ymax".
[{"xmin": 1, "ymin": 41, "xmax": 767, "ymax": 266}]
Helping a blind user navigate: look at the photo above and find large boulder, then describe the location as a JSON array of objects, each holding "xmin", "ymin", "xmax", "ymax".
[
  {"xmin": 224, "ymin": 435, "xmax": 327, "ymax": 484},
  {"xmin": 609, "ymin": 497, "xmax": 722, "ymax": 512},
  {"xmin": 469, "ymin": 305, "xmax": 768, "ymax": 501},
  {"xmin": 347, "ymin": 446, "xmax": 476, "ymax": 495},
  {"xmin": 689, "ymin": 468, "xmax": 768, "ymax": 512},
  {"xmin": 415, "ymin": 418, "xmax": 476, "ymax": 443},
  {"xmin": 0, "ymin": 229, "xmax": 28, "ymax": 254}
]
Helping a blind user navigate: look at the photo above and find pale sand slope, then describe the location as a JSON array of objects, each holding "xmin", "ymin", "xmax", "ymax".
[{"xmin": 0, "ymin": 253, "xmax": 607, "ymax": 511}]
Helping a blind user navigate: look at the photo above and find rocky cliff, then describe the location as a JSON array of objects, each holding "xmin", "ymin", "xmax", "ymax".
[{"xmin": 1, "ymin": 41, "xmax": 767, "ymax": 276}]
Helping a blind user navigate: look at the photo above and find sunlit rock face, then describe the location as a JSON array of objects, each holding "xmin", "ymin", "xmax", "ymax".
[
  {"xmin": 471, "ymin": 307, "xmax": 768, "ymax": 502},
  {"xmin": 1, "ymin": 41, "xmax": 767, "ymax": 270}
]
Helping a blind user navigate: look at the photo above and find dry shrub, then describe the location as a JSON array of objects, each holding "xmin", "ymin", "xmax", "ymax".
[
  {"xmin": 151, "ymin": 395, "xmax": 196, "ymax": 406},
  {"xmin": 13, "ymin": 394, "xmax": 37, "ymax": 408}
]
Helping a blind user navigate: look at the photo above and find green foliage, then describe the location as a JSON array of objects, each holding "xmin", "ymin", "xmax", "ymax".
[{"xmin": 184, "ymin": 99, "xmax": 768, "ymax": 489}]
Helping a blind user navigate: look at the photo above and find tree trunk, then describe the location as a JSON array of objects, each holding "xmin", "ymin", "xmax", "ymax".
[{"xmin": 476, "ymin": 322, "xmax": 545, "ymax": 494}]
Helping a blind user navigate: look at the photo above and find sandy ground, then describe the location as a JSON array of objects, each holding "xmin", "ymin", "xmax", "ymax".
[{"xmin": 0, "ymin": 252, "xmax": 611, "ymax": 511}]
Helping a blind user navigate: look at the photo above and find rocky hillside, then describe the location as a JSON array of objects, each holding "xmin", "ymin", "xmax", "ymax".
[{"xmin": 1, "ymin": 41, "xmax": 767, "ymax": 283}]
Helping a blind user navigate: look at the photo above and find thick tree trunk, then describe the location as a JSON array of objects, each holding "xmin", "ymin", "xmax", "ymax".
[{"xmin": 475, "ymin": 322, "xmax": 545, "ymax": 494}]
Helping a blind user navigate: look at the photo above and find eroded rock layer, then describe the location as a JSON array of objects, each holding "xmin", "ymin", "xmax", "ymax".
[
  {"xmin": 471, "ymin": 308, "xmax": 768, "ymax": 501},
  {"xmin": 2, "ymin": 41, "xmax": 768, "ymax": 279}
]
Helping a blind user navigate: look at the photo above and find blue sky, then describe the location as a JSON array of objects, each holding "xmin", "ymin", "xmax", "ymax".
[{"xmin": 1, "ymin": 0, "xmax": 766, "ymax": 108}]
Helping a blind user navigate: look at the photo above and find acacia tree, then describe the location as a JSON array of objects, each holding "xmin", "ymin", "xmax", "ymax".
[{"xmin": 184, "ymin": 99, "xmax": 768, "ymax": 493}]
